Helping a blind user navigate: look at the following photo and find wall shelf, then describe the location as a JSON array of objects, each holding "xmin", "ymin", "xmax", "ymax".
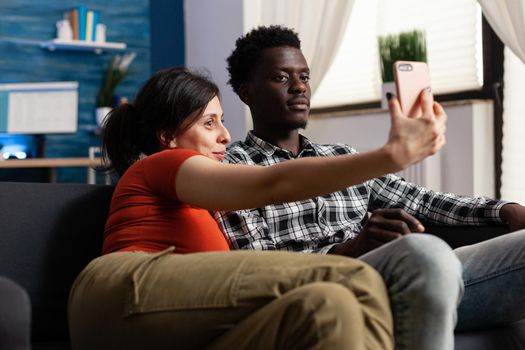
[{"xmin": 40, "ymin": 39, "xmax": 126, "ymax": 54}]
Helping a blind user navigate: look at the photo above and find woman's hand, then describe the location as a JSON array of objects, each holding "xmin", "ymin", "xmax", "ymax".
[{"xmin": 383, "ymin": 88, "xmax": 447, "ymax": 171}]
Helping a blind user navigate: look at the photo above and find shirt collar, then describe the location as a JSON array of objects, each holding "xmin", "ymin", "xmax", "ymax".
[{"xmin": 245, "ymin": 131, "xmax": 317, "ymax": 158}]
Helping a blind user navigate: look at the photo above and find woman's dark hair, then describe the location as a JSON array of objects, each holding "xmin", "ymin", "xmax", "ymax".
[
  {"xmin": 101, "ymin": 67, "xmax": 219, "ymax": 175},
  {"xmin": 226, "ymin": 25, "xmax": 301, "ymax": 95}
]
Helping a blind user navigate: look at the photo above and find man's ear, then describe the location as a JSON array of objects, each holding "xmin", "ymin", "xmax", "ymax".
[{"xmin": 238, "ymin": 84, "xmax": 251, "ymax": 105}]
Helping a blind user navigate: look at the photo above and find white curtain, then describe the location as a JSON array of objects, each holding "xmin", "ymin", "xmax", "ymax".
[
  {"xmin": 478, "ymin": 0, "xmax": 525, "ymax": 202},
  {"xmin": 243, "ymin": 0, "xmax": 355, "ymax": 95},
  {"xmin": 501, "ymin": 47, "xmax": 525, "ymax": 203},
  {"xmin": 478, "ymin": 0, "xmax": 525, "ymax": 63}
]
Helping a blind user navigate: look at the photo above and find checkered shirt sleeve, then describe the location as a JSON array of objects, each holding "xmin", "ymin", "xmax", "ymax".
[{"xmin": 214, "ymin": 133, "xmax": 507, "ymax": 254}]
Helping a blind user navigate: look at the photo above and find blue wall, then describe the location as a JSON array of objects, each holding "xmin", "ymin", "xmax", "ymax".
[
  {"xmin": 0, "ymin": 0, "xmax": 151, "ymax": 182},
  {"xmin": 150, "ymin": 0, "xmax": 185, "ymax": 73}
]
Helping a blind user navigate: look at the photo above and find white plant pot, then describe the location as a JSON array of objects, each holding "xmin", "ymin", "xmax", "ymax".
[
  {"xmin": 95, "ymin": 107, "xmax": 112, "ymax": 128},
  {"xmin": 381, "ymin": 82, "xmax": 396, "ymax": 110}
]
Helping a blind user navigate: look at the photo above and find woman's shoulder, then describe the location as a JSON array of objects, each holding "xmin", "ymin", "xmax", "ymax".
[
  {"xmin": 122, "ymin": 148, "xmax": 203, "ymax": 179},
  {"xmin": 141, "ymin": 148, "xmax": 203, "ymax": 165}
]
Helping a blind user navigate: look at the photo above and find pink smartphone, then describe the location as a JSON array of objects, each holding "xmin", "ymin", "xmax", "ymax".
[{"xmin": 394, "ymin": 61, "xmax": 431, "ymax": 118}]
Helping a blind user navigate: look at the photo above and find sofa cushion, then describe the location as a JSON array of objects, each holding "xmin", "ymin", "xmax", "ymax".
[{"xmin": 0, "ymin": 182, "xmax": 114, "ymax": 344}]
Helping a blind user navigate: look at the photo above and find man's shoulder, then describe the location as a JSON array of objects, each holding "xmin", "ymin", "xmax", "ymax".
[
  {"xmin": 310, "ymin": 142, "xmax": 358, "ymax": 156},
  {"xmin": 225, "ymin": 140, "xmax": 259, "ymax": 164}
]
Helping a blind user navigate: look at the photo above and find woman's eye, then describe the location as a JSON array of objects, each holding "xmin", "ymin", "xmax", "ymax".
[{"xmin": 204, "ymin": 120, "xmax": 214, "ymax": 127}]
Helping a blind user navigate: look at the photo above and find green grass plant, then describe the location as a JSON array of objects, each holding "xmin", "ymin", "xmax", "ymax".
[{"xmin": 378, "ymin": 30, "xmax": 427, "ymax": 82}]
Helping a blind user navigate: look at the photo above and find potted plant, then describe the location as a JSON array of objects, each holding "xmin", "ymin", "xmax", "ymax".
[
  {"xmin": 378, "ymin": 30, "xmax": 427, "ymax": 108},
  {"xmin": 95, "ymin": 52, "xmax": 136, "ymax": 127}
]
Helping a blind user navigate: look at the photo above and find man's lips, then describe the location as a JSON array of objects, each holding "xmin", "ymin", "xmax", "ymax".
[{"xmin": 287, "ymin": 98, "xmax": 310, "ymax": 111}]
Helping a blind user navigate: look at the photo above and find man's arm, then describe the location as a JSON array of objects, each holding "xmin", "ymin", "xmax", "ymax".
[
  {"xmin": 328, "ymin": 208, "xmax": 425, "ymax": 257},
  {"xmin": 367, "ymin": 174, "xmax": 507, "ymax": 226}
]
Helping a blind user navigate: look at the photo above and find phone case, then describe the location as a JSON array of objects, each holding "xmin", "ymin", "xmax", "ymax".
[{"xmin": 394, "ymin": 61, "xmax": 431, "ymax": 117}]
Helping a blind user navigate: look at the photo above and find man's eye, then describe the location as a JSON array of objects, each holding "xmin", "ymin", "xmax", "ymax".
[
  {"xmin": 274, "ymin": 75, "xmax": 288, "ymax": 82},
  {"xmin": 301, "ymin": 75, "xmax": 310, "ymax": 82}
]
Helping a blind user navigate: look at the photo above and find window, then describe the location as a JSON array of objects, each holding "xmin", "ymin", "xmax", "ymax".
[{"xmin": 311, "ymin": 0, "xmax": 483, "ymax": 108}]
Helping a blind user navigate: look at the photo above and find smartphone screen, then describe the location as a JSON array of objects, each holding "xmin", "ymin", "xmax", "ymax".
[{"xmin": 394, "ymin": 61, "xmax": 431, "ymax": 118}]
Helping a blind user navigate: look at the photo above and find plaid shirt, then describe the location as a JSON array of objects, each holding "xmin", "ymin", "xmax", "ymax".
[{"xmin": 214, "ymin": 131, "xmax": 506, "ymax": 253}]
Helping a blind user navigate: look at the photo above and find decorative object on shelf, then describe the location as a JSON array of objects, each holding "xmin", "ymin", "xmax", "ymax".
[
  {"xmin": 95, "ymin": 23, "xmax": 106, "ymax": 43},
  {"xmin": 95, "ymin": 106, "xmax": 112, "ymax": 128},
  {"xmin": 56, "ymin": 19, "xmax": 73, "ymax": 41},
  {"xmin": 95, "ymin": 52, "xmax": 136, "ymax": 127},
  {"xmin": 378, "ymin": 30, "xmax": 427, "ymax": 109}
]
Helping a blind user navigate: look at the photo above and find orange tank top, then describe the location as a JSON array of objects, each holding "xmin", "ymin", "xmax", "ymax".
[{"xmin": 102, "ymin": 149, "xmax": 230, "ymax": 254}]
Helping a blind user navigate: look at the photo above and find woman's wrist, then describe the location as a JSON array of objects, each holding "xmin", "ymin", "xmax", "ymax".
[{"xmin": 380, "ymin": 143, "xmax": 406, "ymax": 174}]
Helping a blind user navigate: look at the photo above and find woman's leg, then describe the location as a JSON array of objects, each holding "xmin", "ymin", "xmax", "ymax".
[
  {"xmin": 208, "ymin": 282, "xmax": 369, "ymax": 350},
  {"xmin": 68, "ymin": 249, "xmax": 392, "ymax": 350}
]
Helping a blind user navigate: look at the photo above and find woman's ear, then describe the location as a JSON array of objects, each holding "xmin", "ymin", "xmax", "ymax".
[
  {"xmin": 239, "ymin": 84, "xmax": 251, "ymax": 105},
  {"xmin": 158, "ymin": 132, "xmax": 177, "ymax": 149}
]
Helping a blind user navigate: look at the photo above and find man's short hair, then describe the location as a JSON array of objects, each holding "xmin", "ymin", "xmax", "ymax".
[{"xmin": 226, "ymin": 25, "xmax": 301, "ymax": 95}]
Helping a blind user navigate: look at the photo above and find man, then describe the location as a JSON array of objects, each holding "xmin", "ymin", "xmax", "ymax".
[{"xmin": 216, "ymin": 25, "xmax": 525, "ymax": 350}]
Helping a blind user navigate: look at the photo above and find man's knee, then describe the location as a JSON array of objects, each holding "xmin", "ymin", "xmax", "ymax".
[
  {"xmin": 397, "ymin": 234, "xmax": 462, "ymax": 276},
  {"xmin": 395, "ymin": 235, "xmax": 463, "ymax": 307}
]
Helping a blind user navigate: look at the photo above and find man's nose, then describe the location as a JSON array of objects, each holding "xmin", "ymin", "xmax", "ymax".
[{"xmin": 289, "ymin": 76, "xmax": 307, "ymax": 94}]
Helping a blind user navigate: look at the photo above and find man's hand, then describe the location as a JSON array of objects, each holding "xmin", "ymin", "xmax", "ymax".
[
  {"xmin": 328, "ymin": 208, "xmax": 425, "ymax": 258},
  {"xmin": 500, "ymin": 203, "xmax": 525, "ymax": 231}
]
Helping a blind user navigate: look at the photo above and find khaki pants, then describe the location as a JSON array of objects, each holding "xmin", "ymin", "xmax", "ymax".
[{"xmin": 69, "ymin": 249, "xmax": 393, "ymax": 350}]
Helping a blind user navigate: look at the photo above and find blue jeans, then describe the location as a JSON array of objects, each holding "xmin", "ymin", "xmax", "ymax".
[
  {"xmin": 455, "ymin": 229, "xmax": 525, "ymax": 331},
  {"xmin": 359, "ymin": 229, "xmax": 525, "ymax": 350},
  {"xmin": 359, "ymin": 235, "xmax": 463, "ymax": 350}
]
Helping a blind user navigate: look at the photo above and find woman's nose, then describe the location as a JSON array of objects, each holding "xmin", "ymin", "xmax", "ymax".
[{"xmin": 219, "ymin": 124, "xmax": 231, "ymax": 144}]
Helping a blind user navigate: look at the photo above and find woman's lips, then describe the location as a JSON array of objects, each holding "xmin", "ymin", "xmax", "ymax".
[{"xmin": 213, "ymin": 152, "xmax": 225, "ymax": 161}]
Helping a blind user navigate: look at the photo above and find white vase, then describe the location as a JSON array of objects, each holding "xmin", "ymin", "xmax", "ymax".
[
  {"xmin": 95, "ymin": 107, "xmax": 112, "ymax": 128},
  {"xmin": 381, "ymin": 82, "xmax": 396, "ymax": 110}
]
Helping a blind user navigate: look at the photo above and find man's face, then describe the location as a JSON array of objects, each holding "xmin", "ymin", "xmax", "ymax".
[{"xmin": 242, "ymin": 46, "xmax": 311, "ymax": 131}]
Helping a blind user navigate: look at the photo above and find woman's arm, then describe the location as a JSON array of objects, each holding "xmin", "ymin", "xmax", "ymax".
[{"xmin": 177, "ymin": 90, "xmax": 447, "ymax": 211}]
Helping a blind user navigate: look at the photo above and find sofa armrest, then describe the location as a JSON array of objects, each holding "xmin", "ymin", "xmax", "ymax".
[{"xmin": 425, "ymin": 224, "xmax": 510, "ymax": 249}]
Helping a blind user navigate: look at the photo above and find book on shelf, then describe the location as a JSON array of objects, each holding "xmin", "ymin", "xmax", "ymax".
[
  {"xmin": 66, "ymin": 9, "xmax": 79, "ymax": 40},
  {"xmin": 63, "ymin": 6, "xmax": 103, "ymax": 43},
  {"xmin": 77, "ymin": 6, "xmax": 87, "ymax": 41},
  {"xmin": 85, "ymin": 10, "xmax": 99, "ymax": 42}
]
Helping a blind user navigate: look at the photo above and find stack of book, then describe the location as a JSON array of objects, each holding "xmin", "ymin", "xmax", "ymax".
[{"xmin": 65, "ymin": 6, "xmax": 100, "ymax": 42}]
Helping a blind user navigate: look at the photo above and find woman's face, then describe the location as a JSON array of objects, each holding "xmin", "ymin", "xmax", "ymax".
[{"xmin": 171, "ymin": 96, "xmax": 231, "ymax": 161}]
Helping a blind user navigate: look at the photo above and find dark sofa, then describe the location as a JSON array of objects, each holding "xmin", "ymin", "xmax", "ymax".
[{"xmin": 0, "ymin": 181, "xmax": 524, "ymax": 349}]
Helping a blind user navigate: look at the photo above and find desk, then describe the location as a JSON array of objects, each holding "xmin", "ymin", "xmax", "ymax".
[{"xmin": 0, "ymin": 158, "xmax": 103, "ymax": 183}]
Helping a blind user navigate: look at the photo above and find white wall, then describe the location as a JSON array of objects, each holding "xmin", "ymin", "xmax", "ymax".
[
  {"xmin": 184, "ymin": 0, "xmax": 248, "ymax": 142},
  {"xmin": 303, "ymin": 100, "xmax": 495, "ymax": 197}
]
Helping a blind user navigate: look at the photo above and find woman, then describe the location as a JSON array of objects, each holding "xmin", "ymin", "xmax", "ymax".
[{"xmin": 68, "ymin": 67, "xmax": 446, "ymax": 350}]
